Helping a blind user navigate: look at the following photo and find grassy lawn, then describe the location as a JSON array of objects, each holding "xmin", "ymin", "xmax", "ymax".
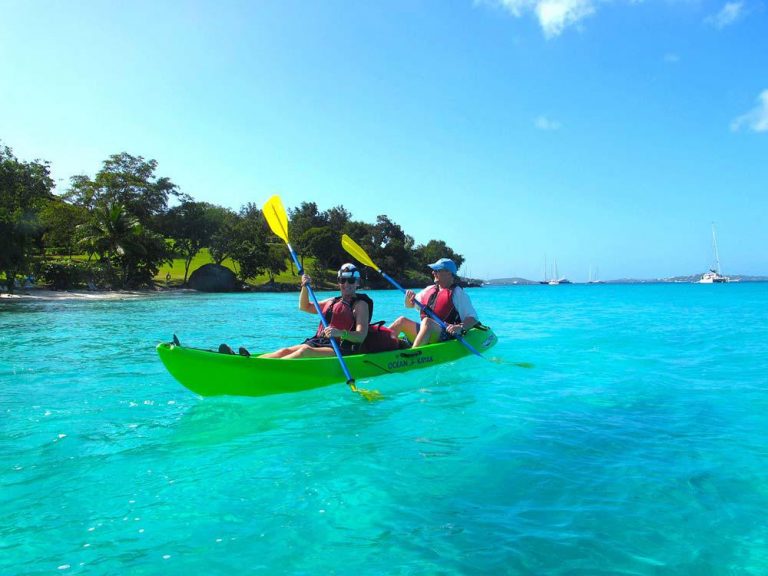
[
  {"xmin": 155, "ymin": 249, "xmax": 306, "ymax": 286},
  {"xmin": 11, "ymin": 250, "xmax": 348, "ymax": 290}
]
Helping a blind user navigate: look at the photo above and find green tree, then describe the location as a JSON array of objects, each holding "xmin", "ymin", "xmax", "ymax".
[
  {"xmin": 414, "ymin": 240, "xmax": 464, "ymax": 272},
  {"xmin": 77, "ymin": 203, "xmax": 169, "ymax": 288},
  {"xmin": 39, "ymin": 197, "xmax": 89, "ymax": 257},
  {"xmin": 77, "ymin": 203, "xmax": 142, "ymax": 262},
  {"xmin": 325, "ymin": 205, "xmax": 351, "ymax": 233},
  {"xmin": 62, "ymin": 174, "xmax": 99, "ymax": 212},
  {"xmin": 208, "ymin": 207, "xmax": 239, "ymax": 265},
  {"xmin": 0, "ymin": 145, "xmax": 54, "ymax": 292},
  {"xmin": 66, "ymin": 152, "xmax": 179, "ymax": 227},
  {"xmin": 162, "ymin": 200, "xmax": 222, "ymax": 285},
  {"xmin": 302, "ymin": 226, "xmax": 340, "ymax": 275},
  {"xmin": 288, "ymin": 202, "xmax": 327, "ymax": 269},
  {"xmin": 229, "ymin": 203, "xmax": 271, "ymax": 282},
  {"xmin": 264, "ymin": 243, "xmax": 289, "ymax": 283},
  {"xmin": 370, "ymin": 215, "xmax": 414, "ymax": 281}
]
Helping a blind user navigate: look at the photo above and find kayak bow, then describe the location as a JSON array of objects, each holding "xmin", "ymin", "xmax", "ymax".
[{"xmin": 156, "ymin": 326, "xmax": 498, "ymax": 397}]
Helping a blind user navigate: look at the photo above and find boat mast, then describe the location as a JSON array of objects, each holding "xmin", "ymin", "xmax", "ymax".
[{"xmin": 711, "ymin": 223, "xmax": 722, "ymax": 275}]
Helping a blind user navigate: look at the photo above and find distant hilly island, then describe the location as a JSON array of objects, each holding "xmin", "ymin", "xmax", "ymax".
[{"xmin": 482, "ymin": 275, "xmax": 768, "ymax": 285}]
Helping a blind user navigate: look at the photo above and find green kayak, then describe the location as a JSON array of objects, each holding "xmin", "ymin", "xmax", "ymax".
[{"xmin": 156, "ymin": 326, "xmax": 498, "ymax": 397}]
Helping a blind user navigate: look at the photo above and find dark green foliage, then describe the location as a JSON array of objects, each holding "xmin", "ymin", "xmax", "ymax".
[
  {"xmin": 66, "ymin": 152, "xmax": 180, "ymax": 227},
  {"xmin": 37, "ymin": 261, "xmax": 88, "ymax": 290},
  {"xmin": 39, "ymin": 197, "xmax": 89, "ymax": 258},
  {"xmin": 0, "ymin": 144, "xmax": 54, "ymax": 292},
  {"xmin": 228, "ymin": 203, "xmax": 271, "ymax": 281},
  {"xmin": 36, "ymin": 260, "xmax": 120, "ymax": 290},
  {"xmin": 1, "ymin": 143, "xmax": 465, "ymax": 292},
  {"xmin": 161, "ymin": 200, "xmax": 223, "ymax": 284},
  {"xmin": 77, "ymin": 203, "xmax": 171, "ymax": 288}
]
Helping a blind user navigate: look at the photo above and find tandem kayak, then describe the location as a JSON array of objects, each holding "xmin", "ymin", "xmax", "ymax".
[{"xmin": 156, "ymin": 326, "xmax": 498, "ymax": 397}]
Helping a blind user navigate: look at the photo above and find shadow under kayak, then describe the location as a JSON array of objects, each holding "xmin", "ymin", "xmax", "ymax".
[{"xmin": 156, "ymin": 326, "xmax": 498, "ymax": 398}]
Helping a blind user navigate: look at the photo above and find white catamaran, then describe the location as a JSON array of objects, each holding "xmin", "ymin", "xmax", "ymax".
[{"xmin": 698, "ymin": 223, "xmax": 729, "ymax": 284}]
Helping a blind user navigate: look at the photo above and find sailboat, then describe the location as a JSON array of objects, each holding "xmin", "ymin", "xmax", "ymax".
[
  {"xmin": 548, "ymin": 258, "xmax": 561, "ymax": 285},
  {"xmin": 539, "ymin": 256, "xmax": 550, "ymax": 284},
  {"xmin": 698, "ymin": 223, "xmax": 729, "ymax": 283},
  {"xmin": 588, "ymin": 265, "xmax": 604, "ymax": 284},
  {"xmin": 540, "ymin": 255, "xmax": 571, "ymax": 285}
]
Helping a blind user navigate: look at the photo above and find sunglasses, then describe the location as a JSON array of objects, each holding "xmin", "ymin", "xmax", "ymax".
[{"xmin": 338, "ymin": 277, "xmax": 357, "ymax": 284}]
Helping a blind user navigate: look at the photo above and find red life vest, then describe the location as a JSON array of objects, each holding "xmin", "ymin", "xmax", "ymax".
[
  {"xmin": 361, "ymin": 321, "xmax": 403, "ymax": 353},
  {"xmin": 419, "ymin": 284, "xmax": 461, "ymax": 324},
  {"xmin": 316, "ymin": 294, "xmax": 374, "ymax": 337}
]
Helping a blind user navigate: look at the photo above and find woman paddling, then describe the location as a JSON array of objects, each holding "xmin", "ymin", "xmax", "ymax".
[{"xmin": 260, "ymin": 263, "xmax": 373, "ymax": 359}]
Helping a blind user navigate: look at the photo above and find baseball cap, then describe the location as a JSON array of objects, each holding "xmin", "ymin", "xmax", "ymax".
[{"xmin": 427, "ymin": 258, "xmax": 457, "ymax": 274}]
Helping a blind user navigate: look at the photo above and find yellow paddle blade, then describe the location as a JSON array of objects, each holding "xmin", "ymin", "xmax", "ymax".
[
  {"xmin": 263, "ymin": 195, "xmax": 290, "ymax": 243},
  {"xmin": 348, "ymin": 381, "xmax": 383, "ymax": 401},
  {"xmin": 488, "ymin": 356, "xmax": 534, "ymax": 368},
  {"xmin": 357, "ymin": 388, "xmax": 384, "ymax": 402},
  {"xmin": 341, "ymin": 234, "xmax": 379, "ymax": 271}
]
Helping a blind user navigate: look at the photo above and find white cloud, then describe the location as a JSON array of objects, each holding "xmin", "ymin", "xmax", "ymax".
[
  {"xmin": 496, "ymin": 0, "xmax": 596, "ymax": 37},
  {"xmin": 731, "ymin": 90, "xmax": 768, "ymax": 133},
  {"xmin": 706, "ymin": 2, "xmax": 745, "ymax": 29},
  {"xmin": 536, "ymin": 0, "xmax": 596, "ymax": 38},
  {"xmin": 663, "ymin": 53, "xmax": 680, "ymax": 64},
  {"xmin": 535, "ymin": 115, "xmax": 562, "ymax": 130}
]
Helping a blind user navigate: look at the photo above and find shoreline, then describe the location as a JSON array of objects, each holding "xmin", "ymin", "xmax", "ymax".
[
  {"xmin": 0, "ymin": 282, "xmax": 308, "ymax": 301},
  {"xmin": 0, "ymin": 287, "xmax": 185, "ymax": 301}
]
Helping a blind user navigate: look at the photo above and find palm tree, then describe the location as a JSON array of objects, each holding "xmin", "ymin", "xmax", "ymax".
[{"xmin": 77, "ymin": 203, "xmax": 144, "ymax": 285}]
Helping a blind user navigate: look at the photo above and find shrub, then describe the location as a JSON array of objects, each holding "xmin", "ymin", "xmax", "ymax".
[{"xmin": 37, "ymin": 261, "xmax": 89, "ymax": 290}]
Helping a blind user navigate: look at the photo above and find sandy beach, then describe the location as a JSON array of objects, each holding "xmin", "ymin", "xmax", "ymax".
[{"xmin": 0, "ymin": 288, "xmax": 175, "ymax": 301}]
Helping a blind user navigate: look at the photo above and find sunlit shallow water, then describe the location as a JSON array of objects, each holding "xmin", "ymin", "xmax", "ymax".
[{"xmin": 2, "ymin": 284, "xmax": 768, "ymax": 574}]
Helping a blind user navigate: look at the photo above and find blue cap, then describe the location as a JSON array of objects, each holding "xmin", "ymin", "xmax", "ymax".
[{"xmin": 427, "ymin": 258, "xmax": 457, "ymax": 274}]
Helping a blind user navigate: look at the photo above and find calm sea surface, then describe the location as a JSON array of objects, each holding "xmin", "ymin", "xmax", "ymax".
[{"xmin": 2, "ymin": 283, "xmax": 768, "ymax": 575}]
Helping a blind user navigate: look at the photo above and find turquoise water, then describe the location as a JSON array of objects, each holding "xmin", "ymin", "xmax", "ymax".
[{"xmin": 2, "ymin": 284, "xmax": 768, "ymax": 575}]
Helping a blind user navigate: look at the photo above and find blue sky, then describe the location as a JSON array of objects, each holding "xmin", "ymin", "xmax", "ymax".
[{"xmin": 2, "ymin": 0, "xmax": 766, "ymax": 281}]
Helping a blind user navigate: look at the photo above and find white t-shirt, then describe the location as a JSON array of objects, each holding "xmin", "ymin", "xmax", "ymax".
[{"xmin": 415, "ymin": 285, "xmax": 477, "ymax": 321}]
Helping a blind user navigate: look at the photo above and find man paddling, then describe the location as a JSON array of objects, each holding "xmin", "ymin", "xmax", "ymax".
[{"xmin": 388, "ymin": 258, "xmax": 478, "ymax": 348}]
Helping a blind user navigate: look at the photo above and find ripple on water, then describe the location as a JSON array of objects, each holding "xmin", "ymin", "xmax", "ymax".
[{"xmin": 2, "ymin": 285, "xmax": 768, "ymax": 574}]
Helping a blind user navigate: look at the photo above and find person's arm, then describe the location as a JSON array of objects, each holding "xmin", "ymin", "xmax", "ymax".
[
  {"xmin": 445, "ymin": 287, "xmax": 478, "ymax": 335},
  {"xmin": 298, "ymin": 274, "xmax": 319, "ymax": 313},
  {"xmin": 406, "ymin": 288, "xmax": 427, "ymax": 309}
]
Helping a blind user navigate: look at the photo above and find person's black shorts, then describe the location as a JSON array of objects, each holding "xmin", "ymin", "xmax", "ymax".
[
  {"xmin": 302, "ymin": 336, "xmax": 360, "ymax": 355},
  {"xmin": 438, "ymin": 329, "xmax": 455, "ymax": 342}
]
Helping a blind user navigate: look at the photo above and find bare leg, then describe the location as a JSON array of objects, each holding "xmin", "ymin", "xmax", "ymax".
[
  {"xmin": 282, "ymin": 345, "xmax": 337, "ymax": 359},
  {"xmin": 388, "ymin": 316, "xmax": 419, "ymax": 342},
  {"xmin": 259, "ymin": 344, "xmax": 306, "ymax": 358},
  {"xmin": 411, "ymin": 317, "xmax": 442, "ymax": 348}
]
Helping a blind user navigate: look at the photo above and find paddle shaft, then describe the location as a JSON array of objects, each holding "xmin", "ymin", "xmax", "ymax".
[
  {"xmin": 286, "ymin": 243, "xmax": 356, "ymax": 387},
  {"xmin": 379, "ymin": 270, "xmax": 485, "ymax": 359},
  {"xmin": 263, "ymin": 197, "xmax": 357, "ymax": 388}
]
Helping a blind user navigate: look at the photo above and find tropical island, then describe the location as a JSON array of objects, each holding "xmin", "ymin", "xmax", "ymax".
[{"xmin": 1, "ymin": 144, "xmax": 469, "ymax": 295}]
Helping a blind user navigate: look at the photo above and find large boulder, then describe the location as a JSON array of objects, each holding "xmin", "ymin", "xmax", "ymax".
[{"xmin": 188, "ymin": 264, "xmax": 239, "ymax": 292}]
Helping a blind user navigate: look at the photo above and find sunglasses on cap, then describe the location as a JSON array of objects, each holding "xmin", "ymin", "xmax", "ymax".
[{"xmin": 338, "ymin": 277, "xmax": 357, "ymax": 284}]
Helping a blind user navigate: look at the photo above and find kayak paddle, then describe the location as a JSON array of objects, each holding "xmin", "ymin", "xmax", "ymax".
[{"xmin": 263, "ymin": 196, "xmax": 380, "ymax": 400}]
